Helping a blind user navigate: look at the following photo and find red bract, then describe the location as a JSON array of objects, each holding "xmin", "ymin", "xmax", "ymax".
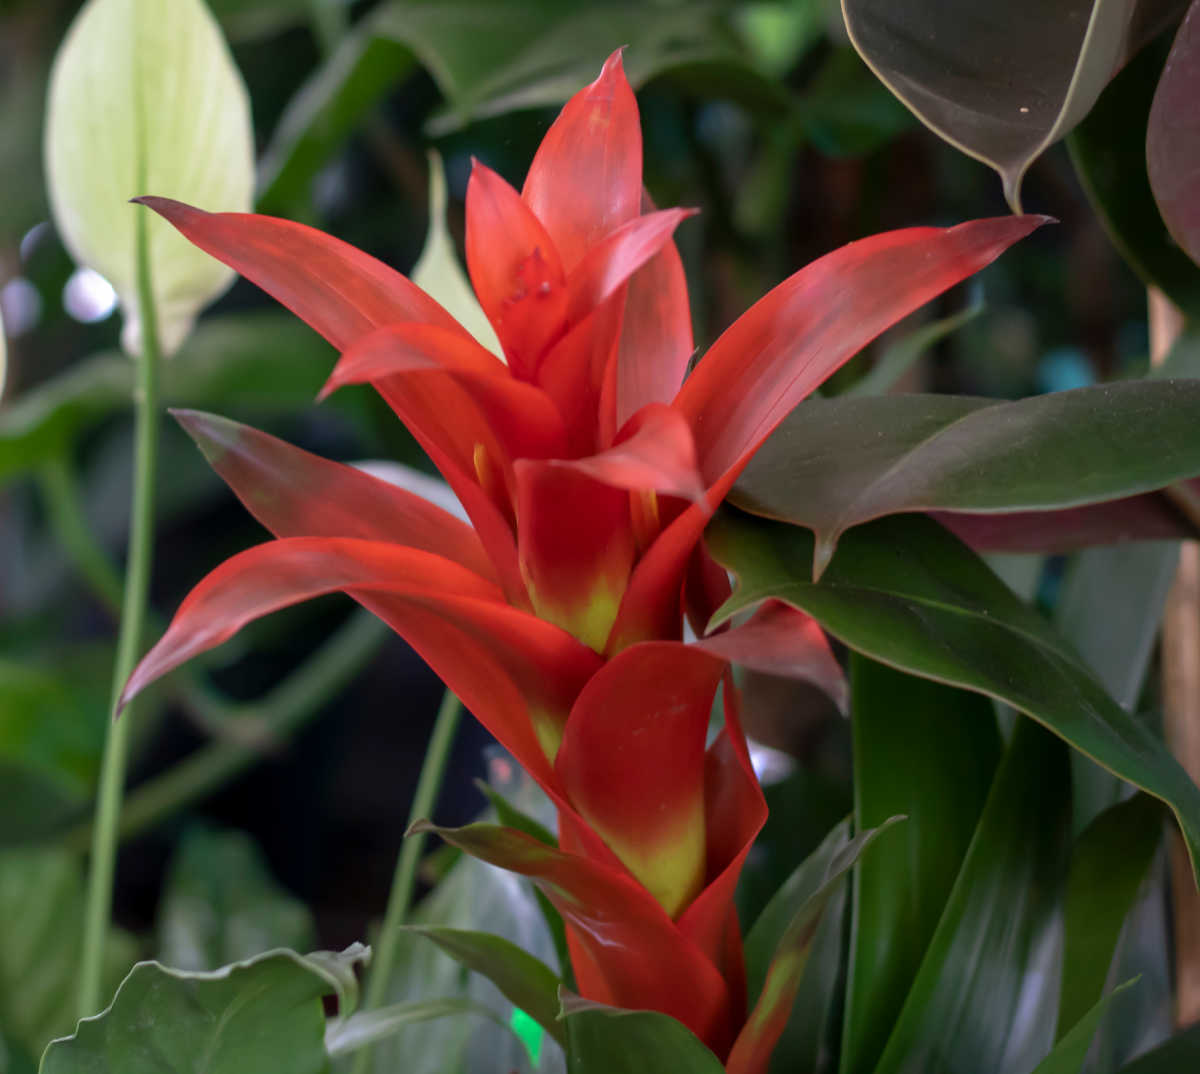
[{"xmin": 120, "ymin": 52, "xmax": 1043, "ymax": 1066}]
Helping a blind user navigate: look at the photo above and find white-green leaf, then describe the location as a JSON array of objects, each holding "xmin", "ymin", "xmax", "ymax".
[
  {"xmin": 44, "ymin": 0, "xmax": 254, "ymax": 358},
  {"xmin": 411, "ymin": 151, "xmax": 502, "ymax": 358}
]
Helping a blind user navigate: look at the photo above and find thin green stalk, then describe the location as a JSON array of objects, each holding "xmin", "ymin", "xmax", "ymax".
[
  {"xmin": 353, "ymin": 688, "xmax": 463, "ymax": 1074},
  {"xmin": 77, "ymin": 208, "xmax": 161, "ymax": 1019},
  {"xmin": 61, "ymin": 610, "xmax": 388, "ymax": 852}
]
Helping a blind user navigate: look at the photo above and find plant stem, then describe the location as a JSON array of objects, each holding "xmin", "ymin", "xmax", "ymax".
[
  {"xmin": 77, "ymin": 208, "xmax": 162, "ymax": 1019},
  {"xmin": 61, "ymin": 610, "xmax": 387, "ymax": 852},
  {"xmin": 352, "ymin": 688, "xmax": 463, "ymax": 1074}
]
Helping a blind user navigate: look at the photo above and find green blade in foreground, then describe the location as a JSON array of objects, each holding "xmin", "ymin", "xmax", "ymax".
[
  {"xmin": 1035, "ymin": 980, "xmax": 1140, "ymax": 1074},
  {"xmin": 730, "ymin": 380, "xmax": 1200, "ymax": 578},
  {"xmin": 705, "ymin": 507, "xmax": 1200, "ymax": 885}
]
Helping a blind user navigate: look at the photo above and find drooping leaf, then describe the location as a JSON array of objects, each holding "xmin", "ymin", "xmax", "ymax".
[
  {"xmin": 44, "ymin": 0, "xmax": 254, "ymax": 355},
  {"xmin": 558, "ymin": 992, "xmax": 726, "ymax": 1074},
  {"xmin": 704, "ymin": 507, "xmax": 1200, "ymax": 885},
  {"xmin": 0, "ymin": 849, "xmax": 138, "ymax": 1058},
  {"xmin": 841, "ymin": 0, "xmax": 1184, "ymax": 210},
  {"xmin": 0, "ymin": 312, "xmax": 337, "ymax": 486},
  {"xmin": 730, "ymin": 381, "xmax": 1200, "ymax": 577},
  {"xmin": 156, "ymin": 826, "xmax": 316, "ymax": 972},
  {"xmin": 1035, "ymin": 980, "xmax": 1141, "ymax": 1074},
  {"xmin": 839, "ymin": 658, "xmax": 1002, "ymax": 1074},
  {"xmin": 1068, "ymin": 36, "xmax": 1200, "ymax": 320},
  {"xmin": 39, "ymin": 946, "xmax": 367, "ymax": 1074},
  {"xmin": 1057, "ymin": 796, "xmax": 1162, "ymax": 1039},
  {"xmin": 1148, "ymin": 0, "xmax": 1200, "ymax": 267}
]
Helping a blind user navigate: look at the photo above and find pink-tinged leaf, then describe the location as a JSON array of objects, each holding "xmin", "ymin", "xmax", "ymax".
[
  {"xmin": 120, "ymin": 537, "xmax": 501, "ymax": 708},
  {"xmin": 521, "ymin": 50, "xmax": 643, "ymax": 272},
  {"xmin": 1148, "ymin": 0, "xmax": 1200, "ymax": 266},
  {"xmin": 556, "ymin": 643, "xmax": 727, "ymax": 918},
  {"xmin": 413, "ymin": 819, "xmax": 735, "ymax": 1051},
  {"xmin": 552, "ymin": 404, "xmax": 704, "ymax": 504},
  {"xmin": 319, "ymin": 323, "xmax": 568, "ymax": 463},
  {"xmin": 931, "ymin": 492, "xmax": 1195, "ymax": 552},
  {"xmin": 515, "ymin": 461, "xmax": 635, "ymax": 652},
  {"xmin": 675, "ymin": 215, "xmax": 1049, "ymax": 486},
  {"xmin": 693, "ymin": 600, "xmax": 848, "ymax": 713},
  {"xmin": 465, "ymin": 162, "xmax": 567, "ymax": 377},
  {"xmin": 611, "ymin": 195, "xmax": 694, "ymax": 436},
  {"xmin": 173, "ymin": 409, "xmax": 496, "ymax": 581},
  {"xmin": 133, "ymin": 197, "xmax": 458, "ymax": 348},
  {"xmin": 563, "ymin": 208, "xmax": 695, "ymax": 326}
]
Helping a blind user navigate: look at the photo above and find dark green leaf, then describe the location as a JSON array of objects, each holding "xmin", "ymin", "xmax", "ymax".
[
  {"xmin": 797, "ymin": 47, "xmax": 914, "ymax": 158},
  {"xmin": 730, "ymin": 381, "xmax": 1200, "ymax": 577},
  {"xmin": 840, "ymin": 658, "xmax": 1002, "ymax": 1074},
  {"xmin": 1068, "ymin": 37, "xmax": 1200, "ymax": 320},
  {"xmin": 1057, "ymin": 796, "xmax": 1162, "ymax": 1038},
  {"xmin": 0, "ymin": 850, "xmax": 138, "ymax": 1058},
  {"xmin": 156, "ymin": 827, "xmax": 316, "ymax": 972},
  {"xmin": 39, "ymin": 946, "xmax": 367, "ymax": 1074},
  {"xmin": 1115, "ymin": 1022, "xmax": 1200, "ymax": 1071},
  {"xmin": 842, "ymin": 0, "xmax": 1184, "ymax": 209},
  {"xmin": 0, "ymin": 312, "xmax": 335, "ymax": 486},
  {"xmin": 404, "ymin": 927, "xmax": 563, "ymax": 1047},
  {"xmin": 1036, "ymin": 980, "xmax": 1141, "ymax": 1074},
  {"xmin": 871, "ymin": 719, "xmax": 1069, "ymax": 1073},
  {"xmin": 704, "ymin": 507, "xmax": 1200, "ymax": 885},
  {"xmin": 559, "ymin": 992, "xmax": 725, "ymax": 1074}
]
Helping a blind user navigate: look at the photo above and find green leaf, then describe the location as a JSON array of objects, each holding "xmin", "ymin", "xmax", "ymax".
[
  {"xmin": 1036, "ymin": 980, "xmax": 1141, "ymax": 1074},
  {"xmin": 841, "ymin": 0, "xmax": 1183, "ymax": 210},
  {"xmin": 403, "ymin": 927, "xmax": 564, "ymax": 1047},
  {"xmin": 39, "ymin": 946, "xmax": 367, "ymax": 1074},
  {"xmin": 704, "ymin": 507, "xmax": 1200, "ymax": 886},
  {"xmin": 410, "ymin": 152, "xmax": 502, "ymax": 357},
  {"xmin": 840, "ymin": 658, "xmax": 1002, "ymax": 1074},
  {"xmin": 1115, "ymin": 1022, "xmax": 1200, "ymax": 1071},
  {"xmin": 559, "ymin": 992, "xmax": 726, "ymax": 1074},
  {"xmin": 156, "ymin": 826, "xmax": 316, "ymax": 972},
  {"xmin": 1068, "ymin": 35, "xmax": 1200, "ymax": 320},
  {"xmin": 846, "ymin": 302, "xmax": 983, "ymax": 397},
  {"xmin": 870, "ymin": 718, "xmax": 1069, "ymax": 1073},
  {"xmin": 324, "ymin": 998, "xmax": 509, "ymax": 1058},
  {"xmin": 45, "ymin": 0, "xmax": 254, "ymax": 356},
  {"xmin": 0, "ymin": 312, "xmax": 335, "ymax": 486},
  {"xmin": 1057, "ymin": 796, "xmax": 1162, "ymax": 1039},
  {"xmin": 729, "ymin": 381, "xmax": 1200, "ymax": 578},
  {"xmin": 0, "ymin": 849, "xmax": 138, "ymax": 1058}
]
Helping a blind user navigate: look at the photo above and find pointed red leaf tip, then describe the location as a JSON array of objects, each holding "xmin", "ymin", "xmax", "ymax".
[
  {"xmin": 677, "ymin": 213, "xmax": 1051, "ymax": 487},
  {"xmin": 131, "ymin": 196, "xmax": 458, "ymax": 349},
  {"xmin": 522, "ymin": 49, "xmax": 643, "ymax": 272}
]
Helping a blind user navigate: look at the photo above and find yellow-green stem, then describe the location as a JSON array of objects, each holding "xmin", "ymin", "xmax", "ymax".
[
  {"xmin": 77, "ymin": 207, "xmax": 161, "ymax": 1019},
  {"xmin": 352, "ymin": 689, "xmax": 463, "ymax": 1074}
]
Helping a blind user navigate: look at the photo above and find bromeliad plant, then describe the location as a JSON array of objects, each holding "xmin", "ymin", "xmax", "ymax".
[{"xmin": 109, "ymin": 51, "xmax": 1052, "ymax": 1068}]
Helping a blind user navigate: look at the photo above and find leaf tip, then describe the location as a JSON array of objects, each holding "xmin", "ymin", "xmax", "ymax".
[
  {"xmin": 405, "ymin": 817, "xmax": 436, "ymax": 839},
  {"xmin": 811, "ymin": 534, "xmax": 837, "ymax": 582}
]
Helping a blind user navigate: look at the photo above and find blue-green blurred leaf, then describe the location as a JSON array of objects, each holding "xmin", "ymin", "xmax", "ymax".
[
  {"xmin": 1035, "ymin": 980, "xmax": 1141, "ymax": 1074},
  {"xmin": 1115, "ymin": 1022, "xmax": 1200, "ymax": 1071}
]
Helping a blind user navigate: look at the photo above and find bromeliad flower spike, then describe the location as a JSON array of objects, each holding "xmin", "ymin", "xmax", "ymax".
[{"xmin": 119, "ymin": 52, "xmax": 1042, "ymax": 1069}]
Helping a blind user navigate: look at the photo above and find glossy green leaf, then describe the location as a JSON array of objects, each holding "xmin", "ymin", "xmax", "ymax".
[
  {"xmin": 705, "ymin": 507, "xmax": 1200, "ymax": 885},
  {"xmin": 841, "ymin": 0, "xmax": 1183, "ymax": 210},
  {"xmin": 0, "ymin": 312, "xmax": 335, "ymax": 485},
  {"xmin": 871, "ymin": 718, "xmax": 1069, "ymax": 1073},
  {"xmin": 39, "ymin": 945, "xmax": 367, "ymax": 1074},
  {"xmin": 559, "ymin": 992, "xmax": 725, "ymax": 1074},
  {"xmin": 730, "ymin": 381, "xmax": 1200, "ymax": 578},
  {"xmin": 840, "ymin": 658, "xmax": 1002, "ymax": 1074},
  {"xmin": 846, "ymin": 302, "xmax": 983, "ymax": 397},
  {"xmin": 156, "ymin": 826, "xmax": 316, "ymax": 972},
  {"xmin": 1057, "ymin": 796, "xmax": 1162, "ymax": 1038},
  {"xmin": 404, "ymin": 927, "xmax": 563, "ymax": 1047},
  {"xmin": 1036, "ymin": 980, "xmax": 1141, "ymax": 1074},
  {"xmin": 1067, "ymin": 37, "xmax": 1200, "ymax": 321},
  {"xmin": 1115, "ymin": 1022, "xmax": 1200, "ymax": 1071},
  {"xmin": 1148, "ymin": 0, "xmax": 1200, "ymax": 267},
  {"xmin": 325, "ymin": 998, "xmax": 509, "ymax": 1058},
  {"xmin": 0, "ymin": 849, "xmax": 138, "ymax": 1058},
  {"xmin": 45, "ymin": 0, "xmax": 253, "ymax": 356}
]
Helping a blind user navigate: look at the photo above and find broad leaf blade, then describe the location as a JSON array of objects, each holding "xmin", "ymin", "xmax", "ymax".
[
  {"xmin": 1036, "ymin": 980, "xmax": 1141, "ymax": 1074},
  {"xmin": 45, "ymin": 0, "xmax": 254, "ymax": 355},
  {"xmin": 730, "ymin": 382, "xmax": 1200, "ymax": 577},
  {"xmin": 705, "ymin": 507, "xmax": 1200, "ymax": 885},
  {"xmin": 840, "ymin": 658, "xmax": 1002, "ymax": 1074},
  {"xmin": 841, "ymin": 0, "xmax": 1182, "ymax": 210},
  {"xmin": 1116, "ymin": 1022, "xmax": 1200, "ymax": 1070}
]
